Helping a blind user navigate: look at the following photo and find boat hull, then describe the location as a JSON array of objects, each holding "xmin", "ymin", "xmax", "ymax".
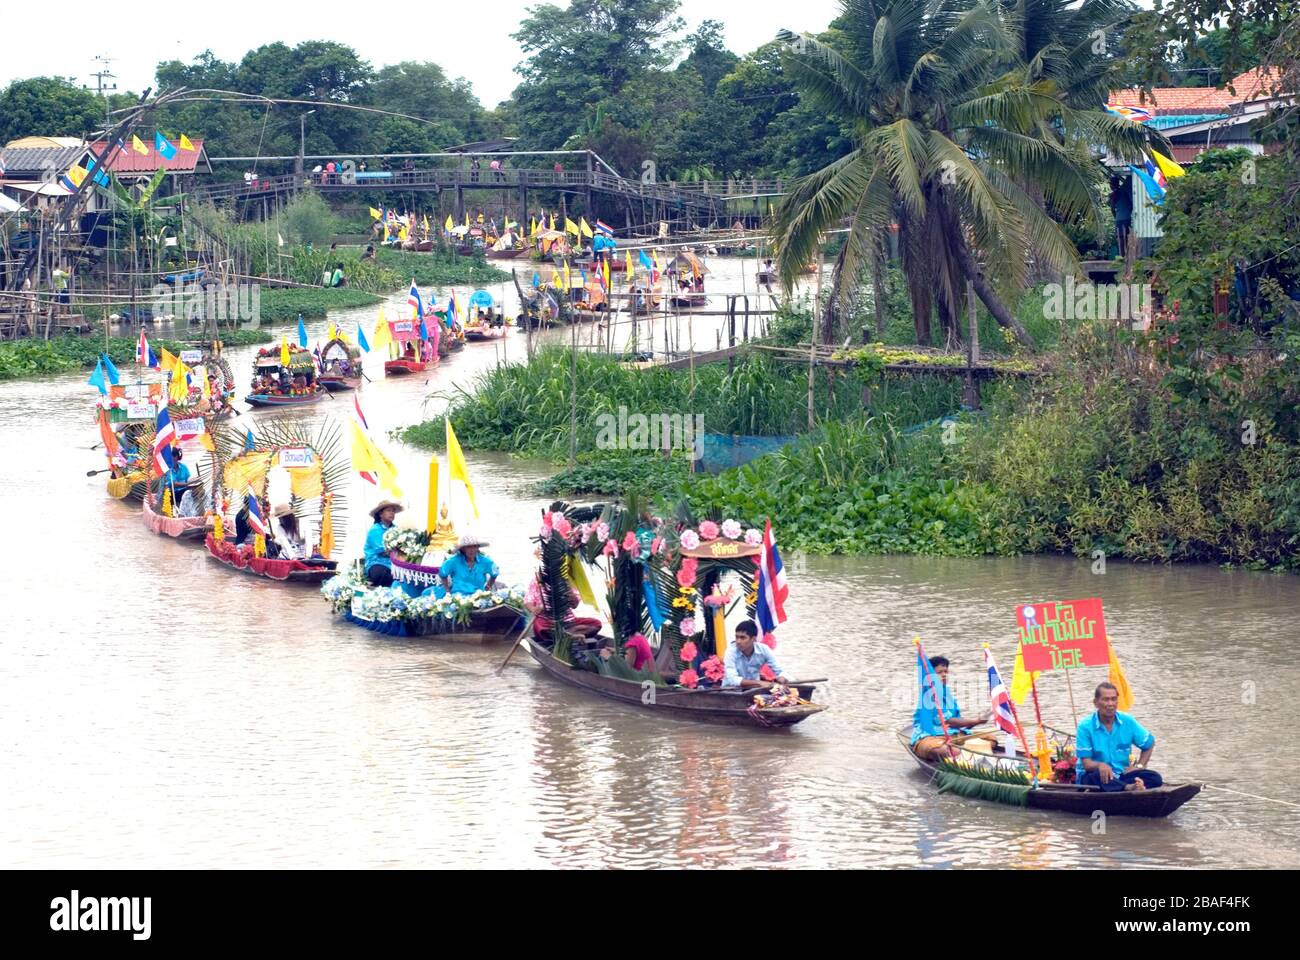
[
  {"xmin": 526, "ymin": 641, "xmax": 825, "ymax": 728},
  {"xmin": 896, "ymin": 729, "xmax": 1201, "ymax": 817},
  {"xmin": 143, "ymin": 494, "xmax": 210, "ymax": 541},
  {"xmin": 343, "ymin": 604, "xmax": 524, "ymax": 643},
  {"xmin": 244, "ymin": 391, "xmax": 326, "ymax": 407},
  {"xmin": 384, "ymin": 359, "xmax": 427, "ymax": 376},
  {"xmin": 464, "ymin": 326, "xmax": 507, "ymax": 341},
  {"xmin": 318, "ymin": 376, "xmax": 361, "ymax": 392},
  {"xmin": 204, "ymin": 534, "xmax": 336, "ymax": 583}
]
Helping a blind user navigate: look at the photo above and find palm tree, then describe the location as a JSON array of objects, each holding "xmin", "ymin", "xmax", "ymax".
[{"xmin": 772, "ymin": 0, "xmax": 1151, "ymax": 347}]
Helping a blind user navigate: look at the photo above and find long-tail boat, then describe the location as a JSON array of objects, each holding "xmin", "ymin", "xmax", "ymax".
[
  {"xmin": 524, "ymin": 500, "xmax": 827, "ymax": 729},
  {"xmin": 95, "ymin": 381, "xmax": 165, "ymax": 501},
  {"xmin": 383, "ymin": 318, "xmax": 435, "ymax": 375},
  {"xmin": 204, "ymin": 421, "xmax": 346, "ymax": 584},
  {"xmin": 317, "ymin": 337, "xmax": 363, "ymax": 391},
  {"xmin": 245, "ymin": 346, "xmax": 326, "ymax": 406},
  {"xmin": 897, "ymin": 726, "xmax": 1201, "ymax": 817},
  {"xmin": 463, "ymin": 290, "xmax": 509, "ymax": 341}
]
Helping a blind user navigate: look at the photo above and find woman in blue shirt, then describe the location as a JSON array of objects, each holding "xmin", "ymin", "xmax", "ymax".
[
  {"xmin": 364, "ymin": 500, "xmax": 403, "ymax": 586},
  {"xmin": 432, "ymin": 533, "xmax": 499, "ymax": 597}
]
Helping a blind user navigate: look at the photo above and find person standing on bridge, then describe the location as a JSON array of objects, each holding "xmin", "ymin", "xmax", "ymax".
[{"xmin": 470, "ymin": 157, "xmax": 480, "ymax": 182}]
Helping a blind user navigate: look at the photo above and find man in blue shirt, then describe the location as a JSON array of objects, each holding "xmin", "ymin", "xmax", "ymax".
[
  {"xmin": 435, "ymin": 534, "xmax": 499, "ymax": 596},
  {"xmin": 154, "ymin": 445, "xmax": 192, "ymax": 501},
  {"xmin": 722, "ymin": 619, "xmax": 788, "ymax": 689},
  {"xmin": 1076, "ymin": 682, "xmax": 1163, "ymax": 791},
  {"xmin": 364, "ymin": 500, "xmax": 403, "ymax": 586},
  {"xmin": 911, "ymin": 656, "xmax": 990, "ymax": 760}
]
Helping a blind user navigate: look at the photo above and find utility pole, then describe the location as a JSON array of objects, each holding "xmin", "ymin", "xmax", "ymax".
[{"xmin": 88, "ymin": 55, "xmax": 118, "ymax": 127}]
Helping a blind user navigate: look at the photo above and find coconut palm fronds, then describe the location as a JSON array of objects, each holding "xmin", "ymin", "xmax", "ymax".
[{"xmin": 935, "ymin": 757, "xmax": 1033, "ymax": 806}]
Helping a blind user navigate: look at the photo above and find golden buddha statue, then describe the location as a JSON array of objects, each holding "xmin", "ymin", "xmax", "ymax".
[{"xmin": 427, "ymin": 504, "xmax": 458, "ymax": 551}]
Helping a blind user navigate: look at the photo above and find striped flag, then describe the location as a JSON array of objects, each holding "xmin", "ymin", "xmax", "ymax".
[
  {"xmin": 136, "ymin": 329, "xmax": 158, "ymax": 368},
  {"xmin": 247, "ymin": 494, "xmax": 269, "ymax": 535},
  {"xmin": 151, "ymin": 408, "xmax": 177, "ymax": 476},
  {"xmin": 354, "ymin": 394, "xmax": 370, "ymax": 431},
  {"xmin": 408, "ymin": 280, "xmax": 423, "ymax": 321},
  {"xmin": 755, "ymin": 518, "xmax": 788, "ymax": 643},
  {"xmin": 595, "ymin": 219, "xmax": 614, "ymax": 237},
  {"xmin": 984, "ymin": 647, "xmax": 1018, "ymax": 738}
]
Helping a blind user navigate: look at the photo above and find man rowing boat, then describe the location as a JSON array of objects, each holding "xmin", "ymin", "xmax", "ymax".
[
  {"xmin": 911, "ymin": 655, "xmax": 990, "ymax": 760},
  {"xmin": 1075, "ymin": 682, "xmax": 1163, "ymax": 792}
]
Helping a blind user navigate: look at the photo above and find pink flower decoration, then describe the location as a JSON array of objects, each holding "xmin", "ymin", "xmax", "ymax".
[
  {"xmin": 596, "ymin": 521, "xmax": 610, "ymax": 542},
  {"xmin": 680, "ymin": 640, "xmax": 698, "ymax": 661},
  {"xmin": 622, "ymin": 530, "xmax": 638, "ymax": 552},
  {"xmin": 554, "ymin": 516, "xmax": 573, "ymax": 539},
  {"xmin": 651, "ymin": 536, "xmax": 663, "ymax": 555},
  {"xmin": 580, "ymin": 523, "xmax": 593, "ymax": 544},
  {"xmin": 744, "ymin": 528, "xmax": 762, "ymax": 546},
  {"xmin": 676, "ymin": 568, "xmax": 694, "ymax": 588},
  {"xmin": 539, "ymin": 520, "xmax": 553, "ymax": 540},
  {"xmin": 698, "ymin": 520, "xmax": 720, "ymax": 541},
  {"xmin": 679, "ymin": 618, "xmax": 696, "ymax": 637},
  {"xmin": 762, "ymin": 632, "xmax": 777, "ymax": 649},
  {"xmin": 759, "ymin": 664, "xmax": 776, "ymax": 681},
  {"xmin": 702, "ymin": 655, "xmax": 725, "ymax": 682},
  {"xmin": 602, "ymin": 538, "xmax": 619, "ymax": 557},
  {"xmin": 678, "ymin": 668, "xmax": 699, "ymax": 689},
  {"xmin": 721, "ymin": 519, "xmax": 742, "ymax": 540},
  {"xmin": 680, "ymin": 530, "xmax": 700, "ymax": 550}
]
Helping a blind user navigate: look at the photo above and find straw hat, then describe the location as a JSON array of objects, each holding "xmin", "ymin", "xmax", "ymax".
[
  {"xmin": 457, "ymin": 532, "xmax": 490, "ymax": 550},
  {"xmin": 271, "ymin": 503, "xmax": 294, "ymax": 519},
  {"xmin": 369, "ymin": 499, "xmax": 405, "ymax": 520}
]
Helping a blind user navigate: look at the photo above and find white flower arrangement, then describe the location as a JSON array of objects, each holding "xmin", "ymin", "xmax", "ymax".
[
  {"xmin": 383, "ymin": 526, "xmax": 430, "ymax": 563},
  {"xmin": 350, "ymin": 586, "xmax": 410, "ymax": 623},
  {"xmin": 321, "ymin": 568, "xmax": 367, "ymax": 612}
]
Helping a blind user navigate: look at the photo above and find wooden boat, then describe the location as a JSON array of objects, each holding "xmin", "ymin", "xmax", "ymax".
[
  {"xmin": 344, "ymin": 601, "xmax": 523, "ymax": 643},
  {"xmin": 204, "ymin": 534, "xmax": 337, "ymax": 582},
  {"xmin": 383, "ymin": 317, "xmax": 437, "ymax": 375},
  {"xmin": 896, "ymin": 726, "xmax": 1201, "ymax": 817},
  {"xmin": 244, "ymin": 390, "xmax": 325, "ymax": 407},
  {"xmin": 96, "ymin": 381, "xmax": 165, "ymax": 501},
  {"xmin": 527, "ymin": 637, "xmax": 826, "ymax": 728},
  {"xmin": 486, "ymin": 247, "xmax": 527, "ymax": 260},
  {"xmin": 317, "ymin": 337, "xmax": 363, "ymax": 391},
  {"xmin": 464, "ymin": 290, "xmax": 509, "ymax": 340},
  {"xmin": 143, "ymin": 488, "xmax": 210, "ymax": 541},
  {"xmin": 384, "ymin": 357, "xmax": 426, "ymax": 375}
]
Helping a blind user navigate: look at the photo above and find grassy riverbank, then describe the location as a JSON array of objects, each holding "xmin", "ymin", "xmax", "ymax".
[{"xmin": 0, "ymin": 329, "xmax": 272, "ymax": 381}]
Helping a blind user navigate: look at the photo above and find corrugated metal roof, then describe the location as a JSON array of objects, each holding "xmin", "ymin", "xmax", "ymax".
[
  {"xmin": 0, "ymin": 144, "xmax": 91, "ymax": 176},
  {"xmin": 88, "ymin": 139, "xmax": 208, "ymax": 174},
  {"xmin": 1147, "ymin": 114, "xmax": 1226, "ymax": 129}
]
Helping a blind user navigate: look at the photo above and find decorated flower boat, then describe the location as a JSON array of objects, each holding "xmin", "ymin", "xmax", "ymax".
[
  {"xmin": 897, "ymin": 725, "xmax": 1201, "ymax": 817},
  {"xmin": 524, "ymin": 501, "xmax": 827, "ymax": 728},
  {"xmin": 383, "ymin": 318, "xmax": 435, "ymax": 376},
  {"xmin": 317, "ymin": 337, "xmax": 363, "ymax": 391},
  {"xmin": 167, "ymin": 344, "xmax": 237, "ymax": 419},
  {"xmin": 245, "ymin": 346, "xmax": 326, "ymax": 407},
  {"xmin": 463, "ymin": 290, "xmax": 508, "ymax": 341},
  {"xmin": 143, "ymin": 490, "xmax": 212, "ymax": 541},
  {"xmin": 95, "ymin": 381, "xmax": 166, "ymax": 501},
  {"xmin": 204, "ymin": 422, "xmax": 345, "ymax": 584}
]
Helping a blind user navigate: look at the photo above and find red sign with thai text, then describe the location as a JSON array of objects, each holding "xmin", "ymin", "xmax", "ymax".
[{"xmin": 1015, "ymin": 598, "xmax": 1109, "ymax": 671}]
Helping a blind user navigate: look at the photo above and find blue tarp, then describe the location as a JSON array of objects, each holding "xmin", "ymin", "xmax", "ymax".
[{"xmin": 698, "ymin": 433, "xmax": 795, "ymax": 474}]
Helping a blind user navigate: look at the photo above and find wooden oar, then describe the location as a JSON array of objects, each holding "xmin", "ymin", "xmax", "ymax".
[
  {"xmin": 86, "ymin": 468, "xmax": 112, "ymax": 476},
  {"xmin": 495, "ymin": 613, "xmax": 537, "ymax": 675}
]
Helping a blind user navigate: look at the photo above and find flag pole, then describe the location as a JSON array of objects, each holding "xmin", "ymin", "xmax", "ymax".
[
  {"xmin": 914, "ymin": 637, "xmax": 954, "ymax": 750},
  {"xmin": 983, "ymin": 643, "xmax": 1036, "ymax": 777}
]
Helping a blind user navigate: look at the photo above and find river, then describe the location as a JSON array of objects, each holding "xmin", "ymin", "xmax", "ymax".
[{"xmin": 2, "ymin": 262, "xmax": 1298, "ymax": 868}]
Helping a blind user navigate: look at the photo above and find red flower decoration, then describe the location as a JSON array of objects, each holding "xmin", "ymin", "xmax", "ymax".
[
  {"xmin": 676, "ymin": 556, "xmax": 698, "ymax": 588},
  {"xmin": 622, "ymin": 530, "xmax": 638, "ymax": 552},
  {"xmin": 698, "ymin": 519, "xmax": 720, "ymax": 541},
  {"xmin": 680, "ymin": 640, "xmax": 698, "ymax": 662},
  {"xmin": 759, "ymin": 664, "xmax": 776, "ymax": 681},
  {"xmin": 762, "ymin": 632, "xmax": 777, "ymax": 649},
  {"xmin": 678, "ymin": 668, "xmax": 699, "ymax": 689},
  {"xmin": 702, "ymin": 655, "xmax": 725, "ymax": 682}
]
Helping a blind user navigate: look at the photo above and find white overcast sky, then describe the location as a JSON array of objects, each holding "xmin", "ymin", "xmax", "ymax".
[{"xmin": 1, "ymin": 1, "xmax": 845, "ymax": 110}]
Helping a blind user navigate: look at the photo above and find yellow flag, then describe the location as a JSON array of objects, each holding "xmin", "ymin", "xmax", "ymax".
[
  {"xmin": 579, "ymin": 217, "xmax": 593, "ymax": 239},
  {"xmin": 280, "ymin": 335, "xmax": 290, "ymax": 367},
  {"xmin": 319, "ymin": 495, "xmax": 335, "ymax": 558},
  {"xmin": 549, "ymin": 214, "xmax": 556, "ymax": 230},
  {"xmin": 564, "ymin": 554, "xmax": 598, "ymax": 608},
  {"xmin": 603, "ymin": 258, "xmax": 610, "ymax": 292},
  {"xmin": 529, "ymin": 217, "xmax": 537, "ymax": 238},
  {"xmin": 564, "ymin": 217, "xmax": 580, "ymax": 237},
  {"xmin": 372, "ymin": 308, "xmax": 392, "ymax": 350},
  {"xmin": 224, "ymin": 451, "xmax": 272, "ymax": 496},
  {"xmin": 1151, "ymin": 149, "xmax": 1185, "ymax": 180},
  {"xmin": 169, "ymin": 359, "xmax": 190, "ymax": 403},
  {"xmin": 369, "ymin": 207, "xmax": 382, "ymax": 220},
  {"xmin": 198, "ymin": 432, "xmax": 215, "ymax": 452},
  {"xmin": 158, "ymin": 347, "xmax": 178, "ymax": 372},
  {"xmin": 1008, "ymin": 643, "xmax": 1040, "ymax": 705},
  {"xmin": 464, "ymin": 212, "xmax": 470, "ymax": 228},
  {"xmin": 327, "ymin": 321, "xmax": 337, "ymax": 342},
  {"xmin": 382, "ymin": 222, "xmax": 390, "ymax": 243},
  {"xmin": 1108, "ymin": 643, "xmax": 1134, "ymax": 711},
  {"xmin": 131, "ymin": 134, "xmax": 149, "ymax": 155},
  {"xmin": 626, "ymin": 249, "xmax": 633, "ymax": 275},
  {"xmin": 563, "ymin": 261, "xmax": 571, "ymax": 290},
  {"xmin": 422, "ymin": 214, "xmax": 430, "ymax": 233},
  {"xmin": 178, "ymin": 133, "xmax": 196, "ymax": 152},
  {"xmin": 64, "ymin": 165, "xmax": 87, "ymax": 188},
  {"xmin": 201, "ymin": 367, "xmax": 211, "ymax": 400},
  {"xmin": 445, "ymin": 214, "xmax": 454, "ymax": 232},
  {"xmin": 349, "ymin": 420, "xmax": 403, "ymax": 497},
  {"xmin": 445, "ymin": 418, "xmax": 478, "ymax": 518}
]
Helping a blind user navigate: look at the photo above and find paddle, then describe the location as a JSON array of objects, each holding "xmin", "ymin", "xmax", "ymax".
[
  {"xmin": 495, "ymin": 613, "xmax": 537, "ymax": 675},
  {"xmin": 86, "ymin": 468, "xmax": 112, "ymax": 476}
]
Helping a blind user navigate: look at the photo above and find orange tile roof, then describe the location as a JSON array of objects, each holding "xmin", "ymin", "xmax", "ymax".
[
  {"xmin": 1109, "ymin": 67, "xmax": 1286, "ymax": 115},
  {"xmin": 89, "ymin": 138, "xmax": 206, "ymax": 174}
]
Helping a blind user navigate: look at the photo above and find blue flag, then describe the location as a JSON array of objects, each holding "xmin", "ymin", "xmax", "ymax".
[
  {"xmin": 532, "ymin": 271, "xmax": 541, "ymax": 289},
  {"xmin": 642, "ymin": 577, "xmax": 665, "ymax": 631},
  {"xmin": 1131, "ymin": 164, "xmax": 1166, "ymax": 205},
  {"xmin": 419, "ymin": 319, "xmax": 429, "ymax": 341},
  {"xmin": 244, "ymin": 428, "xmax": 256, "ymax": 452},
  {"xmin": 154, "ymin": 132, "xmax": 178, "ymax": 161},
  {"xmin": 87, "ymin": 359, "xmax": 107, "ymax": 395},
  {"xmin": 100, "ymin": 352, "xmax": 120, "ymax": 385},
  {"xmin": 639, "ymin": 250, "xmax": 653, "ymax": 270},
  {"xmin": 357, "ymin": 323, "xmax": 370, "ymax": 353},
  {"xmin": 297, "ymin": 314, "xmax": 309, "ymax": 347}
]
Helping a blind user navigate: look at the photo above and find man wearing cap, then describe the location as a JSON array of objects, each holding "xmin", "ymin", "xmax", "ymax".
[
  {"xmin": 436, "ymin": 533, "xmax": 499, "ymax": 596},
  {"xmin": 365, "ymin": 500, "xmax": 403, "ymax": 586}
]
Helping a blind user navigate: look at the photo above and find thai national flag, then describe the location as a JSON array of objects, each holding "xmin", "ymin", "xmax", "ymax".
[
  {"xmin": 755, "ymin": 518, "xmax": 789, "ymax": 639},
  {"xmin": 408, "ymin": 281, "xmax": 423, "ymax": 320},
  {"xmin": 247, "ymin": 494, "xmax": 269, "ymax": 535},
  {"xmin": 595, "ymin": 220, "xmax": 614, "ymax": 237},
  {"xmin": 136, "ymin": 329, "xmax": 159, "ymax": 368},
  {"xmin": 151, "ymin": 408, "xmax": 176, "ymax": 475},
  {"xmin": 984, "ymin": 647, "xmax": 1019, "ymax": 738}
]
